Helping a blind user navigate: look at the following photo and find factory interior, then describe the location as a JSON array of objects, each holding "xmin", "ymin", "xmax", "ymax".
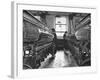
[{"xmin": 23, "ymin": 10, "xmax": 91, "ymax": 69}]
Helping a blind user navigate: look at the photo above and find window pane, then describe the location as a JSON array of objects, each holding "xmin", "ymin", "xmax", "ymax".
[
  {"xmin": 55, "ymin": 25, "xmax": 66, "ymax": 32},
  {"xmin": 56, "ymin": 32, "xmax": 64, "ymax": 37},
  {"xmin": 56, "ymin": 16, "xmax": 66, "ymax": 24}
]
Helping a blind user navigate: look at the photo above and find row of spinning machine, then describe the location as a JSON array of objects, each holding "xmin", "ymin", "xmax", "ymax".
[
  {"xmin": 64, "ymin": 14, "xmax": 91, "ymax": 66},
  {"xmin": 23, "ymin": 10, "xmax": 54, "ymax": 69}
]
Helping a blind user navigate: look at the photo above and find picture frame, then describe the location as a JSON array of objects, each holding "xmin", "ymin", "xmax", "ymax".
[{"xmin": 11, "ymin": 1, "xmax": 97, "ymax": 78}]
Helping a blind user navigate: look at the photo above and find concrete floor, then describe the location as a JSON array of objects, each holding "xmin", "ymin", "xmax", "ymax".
[{"xmin": 39, "ymin": 50, "xmax": 78, "ymax": 68}]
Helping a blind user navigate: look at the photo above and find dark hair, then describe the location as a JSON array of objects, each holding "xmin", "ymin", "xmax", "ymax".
[
  {"xmin": 51, "ymin": 28, "xmax": 56, "ymax": 32},
  {"xmin": 65, "ymin": 31, "xmax": 67, "ymax": 33}
]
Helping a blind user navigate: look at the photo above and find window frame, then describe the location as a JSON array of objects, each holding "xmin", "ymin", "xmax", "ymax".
[{"xmin": 55, "ymin": 16, "xmax": 67, "ymax": 37}]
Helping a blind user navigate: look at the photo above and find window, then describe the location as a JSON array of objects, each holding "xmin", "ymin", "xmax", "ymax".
[{"xmin": 55, "ymin": 16, "xmax": 67, "ymax": 37}]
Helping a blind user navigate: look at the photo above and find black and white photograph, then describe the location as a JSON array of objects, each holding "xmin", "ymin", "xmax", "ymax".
[
  {"xmin": 23, "ymin": 10, "xmax": 91, "ymax": 69},
  {"xmin": 10, "ymin": 1, "xmax": 97, "ymax": 78}
]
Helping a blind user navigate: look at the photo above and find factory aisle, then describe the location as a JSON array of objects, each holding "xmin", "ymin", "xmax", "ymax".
[{"xmin": 39, "ymin": 50, "xmax": 78, "ymax": 68}]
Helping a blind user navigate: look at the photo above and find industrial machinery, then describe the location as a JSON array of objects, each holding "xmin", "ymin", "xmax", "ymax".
[
  {"xmin": 64, "ymin": 14, "xmax": 91, "ymax": 66},
  {"xmin": 23, "ymin": 10, "xmax": 54, "ymax": 69}
]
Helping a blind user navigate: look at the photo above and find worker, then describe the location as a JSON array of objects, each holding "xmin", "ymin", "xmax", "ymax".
[
  {"xmin": 63, "ymin": 31, "xmax": 69, "ymax": 50},
  {"xmin": 51, "ymin": 28, "xmax": 57, "ymax": 58}
]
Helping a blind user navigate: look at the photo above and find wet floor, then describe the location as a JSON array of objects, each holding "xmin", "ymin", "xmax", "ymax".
[{"xmin": 39, "ymin": 50, "xmax": 78, "ymax": 68}]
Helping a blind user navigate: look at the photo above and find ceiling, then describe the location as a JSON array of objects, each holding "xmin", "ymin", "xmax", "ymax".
[{"xmin": 26, "ymin": 10, "xmax": 89, "ymax": 17}]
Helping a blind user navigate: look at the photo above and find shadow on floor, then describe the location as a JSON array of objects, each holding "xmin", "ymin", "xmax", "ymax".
[
  {"xmin": 39, "ymin": 56, "xmax": 55, "ymax": 68},
  {"xmin": 39, "ymin": 50, "xmax": 78, "ymax": 68}
]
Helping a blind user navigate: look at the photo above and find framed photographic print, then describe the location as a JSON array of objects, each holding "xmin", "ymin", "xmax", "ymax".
[{"xmin": 11, "ymin": 1, "xmax": 97, "ymax": 78}]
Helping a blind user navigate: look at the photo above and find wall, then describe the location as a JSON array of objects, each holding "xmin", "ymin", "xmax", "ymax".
[
  {"xmin": 66, "ymin": 16, "xmax": 69, "ymax": 32},
  {"xmin": 46, "ymin": 15, "xmax": 55, "ymax": 29},
  {"xmin": 0, "ymin": 0, "xmax": 100, "ymax": 80}
]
